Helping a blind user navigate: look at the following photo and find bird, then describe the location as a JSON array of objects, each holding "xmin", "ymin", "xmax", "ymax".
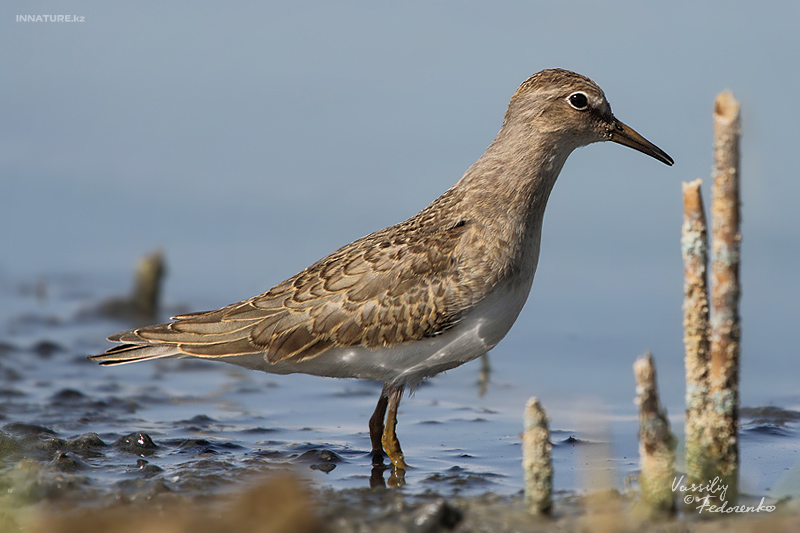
[{"xmin": 89, "ymin": 68, "xmax": 673, "ymax": 473}]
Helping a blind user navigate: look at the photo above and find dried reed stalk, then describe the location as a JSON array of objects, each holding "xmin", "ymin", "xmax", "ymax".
[
  {"xmin": 681, "ymin": 179, "xmax": 713, "ymax": 488},
  {"xmin": 708, "ymin": 91, "xmax": 742, "ymax": 500},
  {"xmin": 523, "ymin": 397, "xmax": 552, "ymax": 515},
  {"xmin": 634, "ymin": 352, "xmax": 676, "ymax": 515}
]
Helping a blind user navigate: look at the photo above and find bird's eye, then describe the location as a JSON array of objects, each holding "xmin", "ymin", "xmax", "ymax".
[{"xmin": 568, "ymin": 92, "xmax": 589, "ymax": 110}]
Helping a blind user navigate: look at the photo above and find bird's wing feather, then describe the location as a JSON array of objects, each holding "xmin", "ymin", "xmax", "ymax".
[{"xmin": 90, "ymin": 216, "xmax": 475, "ymax": 366}]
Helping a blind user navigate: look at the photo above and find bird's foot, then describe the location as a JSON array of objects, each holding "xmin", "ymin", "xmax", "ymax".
[{"xmin": 381, "ymin": 431, "xmax": 408, "ymax": 470}]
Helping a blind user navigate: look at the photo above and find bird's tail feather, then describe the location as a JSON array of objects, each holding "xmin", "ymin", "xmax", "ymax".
[{"xmin": 88, "ymin": 343, "xmax": 179, "ymax": 366}]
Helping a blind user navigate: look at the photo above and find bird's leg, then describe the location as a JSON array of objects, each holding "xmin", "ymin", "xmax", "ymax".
[
  {"xmin": 369, "ymin": 389, "xmax": 389, "ymax": 464},
  {"xmin": 381, "ymin": 384, "xmax": 407, "ymax": 470}
]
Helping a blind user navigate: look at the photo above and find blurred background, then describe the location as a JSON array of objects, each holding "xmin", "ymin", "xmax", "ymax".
[{"xmin": 1, "ymin": 0, "xmax": 798, "ymax": 494}]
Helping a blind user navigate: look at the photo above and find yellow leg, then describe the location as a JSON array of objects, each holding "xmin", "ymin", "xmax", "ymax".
[{"xmin": 381, "ymin": 384, "xmax": 407, "ymax": 470}]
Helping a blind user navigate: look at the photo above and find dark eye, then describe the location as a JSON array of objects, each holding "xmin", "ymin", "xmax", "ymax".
[{"xmin": 568, "ymin": 92, "xmax": 589, "ymax": 110}]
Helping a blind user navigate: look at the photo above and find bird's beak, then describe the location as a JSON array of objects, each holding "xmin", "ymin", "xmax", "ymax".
[{"xmin": 609, "ymin": 119, "xmax": 674, "ymax": 166}]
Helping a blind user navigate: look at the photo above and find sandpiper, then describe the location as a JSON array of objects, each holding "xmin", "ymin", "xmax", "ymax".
[{"xmin": 90, "ymin": 69, "xmax": 673, "ymax": 472}]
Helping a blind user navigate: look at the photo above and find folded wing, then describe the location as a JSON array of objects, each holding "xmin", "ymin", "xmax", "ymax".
[{"xmin": 89, "ymin": 216, "xmax": 474, "ymax": 366}]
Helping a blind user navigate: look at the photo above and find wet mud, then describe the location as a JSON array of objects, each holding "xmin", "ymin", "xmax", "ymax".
[{"xmin": 1, "ymin": 271, "xmax": 798, "ymax": 531}]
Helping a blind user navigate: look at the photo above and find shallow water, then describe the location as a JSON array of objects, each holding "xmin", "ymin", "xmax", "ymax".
[
  {"xmin": 3, "ymin": 4, "xmax": 800, "ymax": 529},
  {"xmin": 1, "ymin": 268, "xmax": 798, "ymax": 511}
]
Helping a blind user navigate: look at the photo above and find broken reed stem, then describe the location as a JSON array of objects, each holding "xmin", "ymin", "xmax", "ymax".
[
  {"xmin": 634, "ymin": 352, "xmax": 676, "ymax": 516},
  {"xmin": 132, "ymin": 248, "xmax": 166, "ymax": 319},
  {"xmin": 681, "ymin": 179, "xmax": 713, "ymax": 487},
  {"xmin": 522, "ymin": 397, "xmax": 552, "ymax": 516},
  {"xmin": 709, "ymin": 91, "xmax": 742, "ymax": 499}
]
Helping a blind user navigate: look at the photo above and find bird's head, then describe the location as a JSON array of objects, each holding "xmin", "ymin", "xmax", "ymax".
[{"xmin": 504, "ymin": 68, "xmax": 673, "ymax": 166}]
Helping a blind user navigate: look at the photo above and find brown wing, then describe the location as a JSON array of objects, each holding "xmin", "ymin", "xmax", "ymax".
[{"xmin": 92, "ymin": 214, "xmax": 475, "ymax": 365}]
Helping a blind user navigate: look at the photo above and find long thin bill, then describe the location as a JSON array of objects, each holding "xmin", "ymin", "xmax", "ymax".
[{"xmin": 610, "ymin": 120, "xmax": 674, "ymax": 166}]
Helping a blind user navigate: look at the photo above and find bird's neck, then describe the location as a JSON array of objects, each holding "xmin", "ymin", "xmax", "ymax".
[{"xmin": 457, "ymin": 127, "xmax": 573, "ymax": 235}]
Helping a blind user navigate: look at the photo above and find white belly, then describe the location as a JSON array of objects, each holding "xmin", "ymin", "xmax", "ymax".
[{"xmin": 220, "ymin": 270, "xmax": 535, "ymax": 387}]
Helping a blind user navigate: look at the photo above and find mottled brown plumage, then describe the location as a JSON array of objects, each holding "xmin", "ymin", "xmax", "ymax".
[
  {"xmin": 105, "ymin": 186, "xmax": 485, "ymax": 363},
  {"xmin": 90, "ymin": 69, "xmax": 673, "ymax": 472}
]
